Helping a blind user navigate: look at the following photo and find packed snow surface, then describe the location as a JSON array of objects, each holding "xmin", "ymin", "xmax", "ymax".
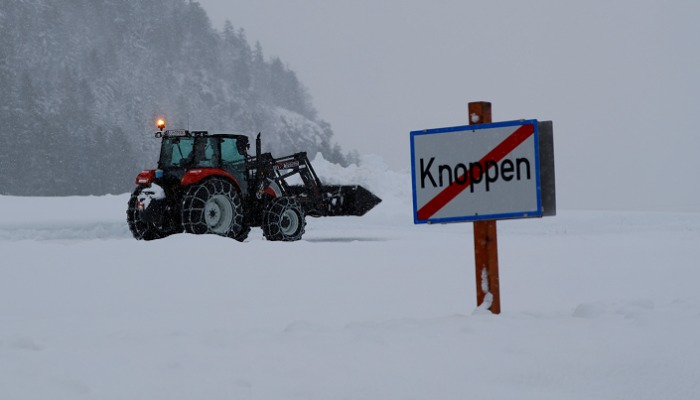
[{"xmin": 2, "ymin": 157, "xmax": 700, "ymax": 399}]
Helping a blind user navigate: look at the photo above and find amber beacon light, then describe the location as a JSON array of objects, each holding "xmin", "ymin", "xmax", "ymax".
[{"xmin": 156, "ymin": 119, "xmax": 166, "ymax": 131}]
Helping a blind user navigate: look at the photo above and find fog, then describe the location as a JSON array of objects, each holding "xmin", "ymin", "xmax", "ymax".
[{"xmin": 196, "ymin": 0, "xmax": 700, "ymax": 211}]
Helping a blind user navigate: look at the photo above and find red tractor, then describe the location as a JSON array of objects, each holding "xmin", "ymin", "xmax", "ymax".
[{"xmin": 127, "ymin": 121, "xmax": 381, "ymax": 242}]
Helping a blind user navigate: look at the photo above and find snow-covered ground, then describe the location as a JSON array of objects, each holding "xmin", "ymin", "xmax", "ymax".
[{"xmin": 2, "ymin": 158, "xmax": 700, "ymax": 399}]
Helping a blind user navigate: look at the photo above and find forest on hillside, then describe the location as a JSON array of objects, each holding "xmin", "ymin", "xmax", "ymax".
[{"xmin": 0, "ymin": 0, "xmax": 353, "ymax": 195}]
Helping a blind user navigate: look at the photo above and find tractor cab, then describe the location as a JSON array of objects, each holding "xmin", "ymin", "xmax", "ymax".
[
  {"xmin": 158, "ymin": 131, "xmax": 249, "ymax": 170},
  {"xmin": 155, "ymin": 130, "xmax": 250, "ymax": 186}
]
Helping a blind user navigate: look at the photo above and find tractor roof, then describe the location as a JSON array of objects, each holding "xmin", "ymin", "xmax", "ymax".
[{"xmin": 156, "ymin": 130, "xmax": 248, "ymax": 139}]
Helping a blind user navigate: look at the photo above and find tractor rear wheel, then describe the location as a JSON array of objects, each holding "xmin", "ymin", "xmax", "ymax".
[
  {"xmin": 127, "ymin": 187, "xmax": 177, "ymax": 240},
  {"xmin": 262, "ymin": 197, "xmax": 306, "ymax": 241},
  {"xmin": 181, "ymin": 177, "xmax": 248, "ymax": 241}
]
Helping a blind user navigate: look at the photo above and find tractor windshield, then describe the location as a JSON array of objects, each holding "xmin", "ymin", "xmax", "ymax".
[{"xmin": 158, "ymin": 137, "xmax": 195, "ymax": 169}]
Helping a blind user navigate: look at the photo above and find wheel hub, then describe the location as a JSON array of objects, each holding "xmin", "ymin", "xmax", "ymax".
[
  {"xmin": 280, "ymin": 209, "xmax": 299, "ymax": 235},
  {"xmin": 204, "ymin": 194, "xmax": 233, "ymax": 233}
]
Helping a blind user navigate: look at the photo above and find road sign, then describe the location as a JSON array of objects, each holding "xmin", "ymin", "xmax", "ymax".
[{"xmin": 411, "ymin": 119, "xmax": 542, "ymax": 224}]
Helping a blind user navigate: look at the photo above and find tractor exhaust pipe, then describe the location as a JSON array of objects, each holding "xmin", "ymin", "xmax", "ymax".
[{"xmin": 256, "ymin": 133, "xmax": 261, "ymax": 159}]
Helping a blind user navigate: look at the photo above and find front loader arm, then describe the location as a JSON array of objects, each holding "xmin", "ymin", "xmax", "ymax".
[{"xmin": 258, "ymin": 151, "xmax": 381, "ymax": 217}]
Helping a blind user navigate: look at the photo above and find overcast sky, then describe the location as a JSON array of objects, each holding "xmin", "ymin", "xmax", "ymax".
[{"xmin": 195, "ymin": 0, "xmax": 699, "ymax": 212}]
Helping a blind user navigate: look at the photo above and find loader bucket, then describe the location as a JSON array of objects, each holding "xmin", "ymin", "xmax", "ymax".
[{"xmin": 322, "ymin": 185, "xmax": 382, "ymax": 216}]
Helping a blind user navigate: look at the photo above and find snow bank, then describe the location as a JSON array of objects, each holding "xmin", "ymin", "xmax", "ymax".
[{"xmin": 0, "ymin": 194, "xmax": 131, "ymax": 241}]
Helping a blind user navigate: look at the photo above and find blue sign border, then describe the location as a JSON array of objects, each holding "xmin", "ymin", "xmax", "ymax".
[{"xmin": 410, "ymin": 119, "xmax": 542, "ymax": 224}]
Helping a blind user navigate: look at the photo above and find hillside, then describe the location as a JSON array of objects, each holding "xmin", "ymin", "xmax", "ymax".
[{"xmin": 0, "ymin": 0, "xmax": 352, "ymax": 196}]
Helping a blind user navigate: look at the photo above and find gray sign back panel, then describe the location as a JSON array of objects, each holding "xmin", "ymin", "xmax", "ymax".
[{"xmin": 538, "ymin": 121, "xmax": 556, "ymax": 217}]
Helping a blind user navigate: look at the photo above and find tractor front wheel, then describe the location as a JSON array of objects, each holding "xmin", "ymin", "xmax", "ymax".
[
  {"xmin": 181, "ymin": 178, "xmax": 249, "ymax": 241},
  {"xmin": 262, "ymin": 197, "xmax": 306, "ymax": 241}
]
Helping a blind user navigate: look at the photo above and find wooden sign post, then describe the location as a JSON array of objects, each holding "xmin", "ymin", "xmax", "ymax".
[{"xmin": 469, "ymin": 101, "xmax": 500, "ymax": 314}]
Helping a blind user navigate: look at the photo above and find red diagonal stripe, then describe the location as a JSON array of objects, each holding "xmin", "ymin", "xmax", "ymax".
[{"xmin": 417, "ymin": 123, "xmax": 535, "ymax": 221}]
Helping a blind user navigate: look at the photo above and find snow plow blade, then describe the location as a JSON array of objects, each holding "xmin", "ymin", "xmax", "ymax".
[{"xmin": 322, "ymin": 185, "xmax": 382, "ymax": 217}]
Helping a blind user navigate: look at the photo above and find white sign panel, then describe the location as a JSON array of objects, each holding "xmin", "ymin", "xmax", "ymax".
[{"xmin": 411, "ymin": 120, "xmax": 542, "ymax": 224}]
